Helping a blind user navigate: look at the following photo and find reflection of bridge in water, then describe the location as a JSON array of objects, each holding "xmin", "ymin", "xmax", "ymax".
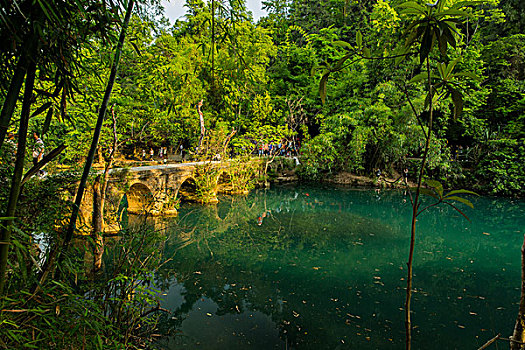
[{"xmin": 79, "ymin": 161, "xmax": 245, "ymax": 233}]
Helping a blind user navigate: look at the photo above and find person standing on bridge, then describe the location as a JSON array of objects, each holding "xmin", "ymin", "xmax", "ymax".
[{"xmin": 197, "ymin": 100, "xmax": 206, "ymax": 152}]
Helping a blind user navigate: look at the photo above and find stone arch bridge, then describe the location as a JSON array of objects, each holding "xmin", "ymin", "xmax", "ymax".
[{"xmin": 79, "ymin": 160, "xmax": 256, "ymax": 233}]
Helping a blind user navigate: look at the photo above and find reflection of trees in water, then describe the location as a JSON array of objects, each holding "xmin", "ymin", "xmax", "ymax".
[
  {"xmin": 156, "ymin": 188, "xmax": 411, "ymax": 348},
  {"xmin": 155, "ymin": 186, "xmax": 524, "ymax": 349}
]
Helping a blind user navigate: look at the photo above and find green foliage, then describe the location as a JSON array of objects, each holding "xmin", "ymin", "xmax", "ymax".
[
  {"xmin": 475, "ymin": 138, "xmax": 525, "ymax": 196},
  {"xmin": 26, "ymin": 0, "xmax": 518, "ymax": 198},
  {"xmin": 0, "ymin": 178, "xmax": 165, "ymax": 348},
  {"xmin": 298, "ymin": 132, "xmax": 340, "ymax": 179},
  {"xmin": 224, "ymin": 156, "xmax": 261, "ymax": 193},
  {"xmin": 1, "ymin": 0, "xmax": 525, "ymax": 349}
]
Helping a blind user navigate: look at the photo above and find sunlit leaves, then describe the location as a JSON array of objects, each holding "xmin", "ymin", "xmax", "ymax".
[{"xmin": 371, "ymin": 0, "xmax": 401, "ymax": 35}]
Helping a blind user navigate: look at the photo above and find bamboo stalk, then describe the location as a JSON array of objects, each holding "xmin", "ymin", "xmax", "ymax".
[{"xmin": 0, "ymin": 59, "xmax": 37, "ymax": 295}]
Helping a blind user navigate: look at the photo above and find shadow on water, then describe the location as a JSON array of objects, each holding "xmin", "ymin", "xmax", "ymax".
[{"xmin": 146, "ymin": 184, "xmax": 524, "ymax": 349}]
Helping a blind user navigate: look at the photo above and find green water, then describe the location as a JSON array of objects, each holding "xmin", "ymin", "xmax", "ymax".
[{"xmin": 154, "ymin": 184, "xmax": 524, "ymax": 349}]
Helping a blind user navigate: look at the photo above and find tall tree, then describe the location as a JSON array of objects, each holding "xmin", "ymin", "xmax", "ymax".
[
  {"xmin": 317, "ymin": 1, "xmax": 481, "ymax": 348},
  {"xmin": 0, "ymin": 0, "xmax": 122, "ymax": 294},
  {"xmin": 62, "ymin": 0, "xmax": 136, "ymax": 255},
  {"xmin": 0, "ymin": 59, "xmax": 37, "ymax": 294},
  {"xmin": 0, "ymin": 0, "xmax": 120, "ymax": 150}
]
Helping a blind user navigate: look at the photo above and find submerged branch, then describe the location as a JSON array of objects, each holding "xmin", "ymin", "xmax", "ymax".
[{"xmin": 477, "ymin": 334, "xmax": 500, "ymax": 349}]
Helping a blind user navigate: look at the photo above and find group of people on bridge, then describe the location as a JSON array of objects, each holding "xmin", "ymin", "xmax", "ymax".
[{"xmin": 256, "ymin": 140, "xmax": 299, "ymax": 157}]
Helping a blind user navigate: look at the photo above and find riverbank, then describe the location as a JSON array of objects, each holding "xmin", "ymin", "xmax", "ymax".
[{"xmin": 321, "ymin": 171, "xmax": 415, "ymax": 189}]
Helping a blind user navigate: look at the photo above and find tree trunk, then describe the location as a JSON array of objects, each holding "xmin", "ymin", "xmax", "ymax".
[
  {"xmin": 511, "ymin": 234, "xmax": 525, "ymax": 349},
  {"xmin": 211, "ymin": 0, "xmax": 215, "ymax": 82},
  {"xmin": 92, "ymin": 107, "xmax": 118, "ymax": 272},
  {"xmin": 0, "ymin": 37, "xmax": 36, "ymax": 150},
  {"xmin": 92, "ymin": 176, "xmax": 104, "ymax": 272},
  {"xmin": 61, "ymin": 0, "xmax": 135, "ymax": 256},
  {"xmin": 0, "ymin": 59, "xmax": 37, "ymax": 295},
  {"xmin": 405, "ymin": 56, "xmax": 434, "ymax": 350}
]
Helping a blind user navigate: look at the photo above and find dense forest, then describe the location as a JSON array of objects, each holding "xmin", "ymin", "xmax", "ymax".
[
  {"xmin": 2, "ymin": 0, "xmax": 524, "ymax": 196},
  {"xmin": 0, "ymin": 0, "xmax": 524, "ymax": 348}
]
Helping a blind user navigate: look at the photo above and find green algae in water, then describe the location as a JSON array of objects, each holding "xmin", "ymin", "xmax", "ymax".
[{"xmin": 154, "ymin": 184, "xmax": 524, "ymax": 349}]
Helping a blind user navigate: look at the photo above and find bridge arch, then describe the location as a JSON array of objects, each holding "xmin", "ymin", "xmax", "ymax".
[
  {"xmin": 217, "ymin": 171, "xmax": 232, "ymax": 194},
  {"xmin": 217, "ymin": 171, "xmax": 231, "ymax": 184},
  {"xmin": 125, "ymin": 182, "xmax": 155, "ymax": 214},
  {"xmin": 177, "ymin": 176, "xmax": 198, "ymax": 202}
]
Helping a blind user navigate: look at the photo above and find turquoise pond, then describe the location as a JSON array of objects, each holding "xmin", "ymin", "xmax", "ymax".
[{"xmin": 150, "ymin": 184, "xmax": 524, "ymax": 349}]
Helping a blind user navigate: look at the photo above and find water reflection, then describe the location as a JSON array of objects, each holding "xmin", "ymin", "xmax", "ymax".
[{"xmin": 151, "ymin": 184, "xmax": 524, "ymax": 349}]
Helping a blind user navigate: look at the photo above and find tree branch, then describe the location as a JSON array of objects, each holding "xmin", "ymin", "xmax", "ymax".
[
  {"xmin": 399, "ymin": 83, "xmax": 429, "ymax": 139},
  {"xmin": 21, "ymin": 144, "xmax": 67, "ymax": 186},
  {"xmin": 477, "ymin": 334, "xmax": 500, "ymax": 350}
]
